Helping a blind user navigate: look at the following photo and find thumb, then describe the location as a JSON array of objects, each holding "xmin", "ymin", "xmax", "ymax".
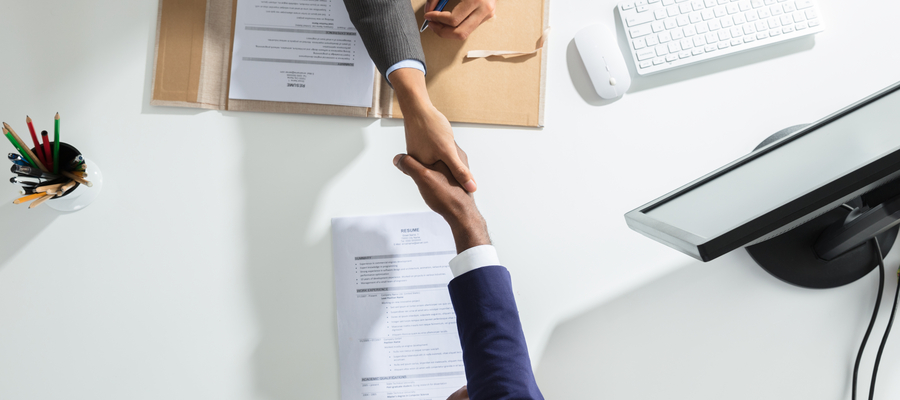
[
  {"xmin": 445, "ymin": 155, "xmax": 477, "ymax": 192},
  {"xmin": 393, "ymin": 154, "xmax": 428, "ymax": 181}
]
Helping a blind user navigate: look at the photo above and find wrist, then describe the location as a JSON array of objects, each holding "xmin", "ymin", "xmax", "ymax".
[
  {"xmin": 390, "ymin": 68, "xmax": 432, "ymax": 114},
  {"xmin": 448, "ymin": 214, "xmax": 491, "ymax": 254}
]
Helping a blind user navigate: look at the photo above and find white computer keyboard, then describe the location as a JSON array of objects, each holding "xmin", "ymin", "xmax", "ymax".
[{"xmin": 618, "ymin": 0, "xmax": 824, "ymax": 75}]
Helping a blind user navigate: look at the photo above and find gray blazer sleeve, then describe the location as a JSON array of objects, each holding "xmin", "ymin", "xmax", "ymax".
[{"xmin": 343, "ymin": 0, "xmax": 426, "ymax": 79}]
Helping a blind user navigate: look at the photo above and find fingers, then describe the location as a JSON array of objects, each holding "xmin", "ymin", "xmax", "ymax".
[
  {"xmin": 394, "ymin": 154, "xmax": 427, "ymax": 181},
  {"xmin": 444, "ymin": 152, "xmax": 477, "ymax": 193},
  {"xmin": 425, "ymin": 0, "xmax": 439, "ymax": 12},
  {"xmin": 425, "ymin": 0, "xmax": 479, "ymax": 27}
]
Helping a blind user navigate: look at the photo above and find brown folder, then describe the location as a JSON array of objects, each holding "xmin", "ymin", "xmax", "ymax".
[{"xmin": 151, "ymin": 0, "xmax": 548, "ymax": 127}]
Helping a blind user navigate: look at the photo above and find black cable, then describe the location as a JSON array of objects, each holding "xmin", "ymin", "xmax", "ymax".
[
  {"xmin": 868, "ymin": 237, "xmax": 899, "ymax": 400},
  {"xmin": 852, "ymin": 239, "xmax": 885, "ymax": 400}
]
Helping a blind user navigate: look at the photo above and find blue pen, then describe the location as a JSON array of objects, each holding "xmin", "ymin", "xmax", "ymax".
[
  {"xmin": 420, "ymin": 0, "xmax": 450, "ymax": 33},
  {"xmin": 8, "ymin": 153, "xmax": 32, "ymax": 167}
]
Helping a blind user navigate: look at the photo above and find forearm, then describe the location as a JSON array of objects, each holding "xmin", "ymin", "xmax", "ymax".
[
  {"xmin": 342, "ymin": 0, "xmax": 425, "ymax": 78},
  {"xmin": 391, "ymin": 68, "xmax": 433, "ymax": 114}
]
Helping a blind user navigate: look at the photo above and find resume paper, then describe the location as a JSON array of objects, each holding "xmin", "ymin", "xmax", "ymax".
[
  {"xmin": 229, "ymin": 0, "xmax": 376, "ymax": 107},
  {"xmin": 332, "ymin": 212, "xmax": 467, "ymax": 400}
]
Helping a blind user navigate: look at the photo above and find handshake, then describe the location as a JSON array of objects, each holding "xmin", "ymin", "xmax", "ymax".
[{"xmin": 392, "ymin": 150, "xmax": 491, "ymax": 255}]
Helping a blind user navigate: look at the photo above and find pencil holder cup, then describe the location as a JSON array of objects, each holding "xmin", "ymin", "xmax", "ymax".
[{"xmin": 27, "ymin": 142, "xmax": 103, "ymax": 212}]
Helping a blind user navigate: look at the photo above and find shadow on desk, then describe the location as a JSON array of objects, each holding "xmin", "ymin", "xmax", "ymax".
[
  {"xmin": 0, "ymin": 202, "xmax": 58, "ymax": 270},
  {"xmin": 535, "ymin": 250, "xmax": 897, "ymax": 400},
  {"xmin": 236, "ymin": 113, "xmax": 367, "ymax": 399}
]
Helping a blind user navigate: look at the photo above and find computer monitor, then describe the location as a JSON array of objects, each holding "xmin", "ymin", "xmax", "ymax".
[{"xmin": 625, "ymin": 81, "xmax": 900, "ymax": 289}]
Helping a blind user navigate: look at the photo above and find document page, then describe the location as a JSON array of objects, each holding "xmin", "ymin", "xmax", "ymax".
[
  {"xmin": 229, "ymin": 0, "xmax": 376, "ymax": 107},
  {"xmin": 332, "ymin": 212, "xmax": 467, "ymax": 400}
]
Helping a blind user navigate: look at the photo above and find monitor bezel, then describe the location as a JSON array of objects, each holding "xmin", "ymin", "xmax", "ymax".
[{"xmin": 625, "ymin": 81, "xmax": 900, "ymax": 262}]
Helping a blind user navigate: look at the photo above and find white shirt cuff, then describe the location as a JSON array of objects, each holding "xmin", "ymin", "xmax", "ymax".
[
  {"xmin": 448, "ymin": 245, "xmax": 500, "ymax": 278},
  {"xmin": 385, "ymin": 59, "xmax": 426, "ymax": 85}
]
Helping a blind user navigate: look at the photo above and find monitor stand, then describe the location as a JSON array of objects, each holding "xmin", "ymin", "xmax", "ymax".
[{"xmin": 745, "ymin": 125, "xmax": 899, "ymax": 289}]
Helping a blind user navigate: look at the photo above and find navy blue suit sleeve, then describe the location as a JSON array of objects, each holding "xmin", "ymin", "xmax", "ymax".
[{"xmin": 447, "ymin": 265, "xmax": 544, "ymax": 400}]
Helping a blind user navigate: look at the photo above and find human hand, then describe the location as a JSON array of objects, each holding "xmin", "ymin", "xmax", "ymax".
[
  {"xmin": 393, "ymin": 154, "xmax": 490, "ymax": 254},
  {"xmin": 445, "ymin": 385, "xmax": 469, "ymax": 400},
  {"xmin": 424, "ymin": 0, "xmax": 496, "ymax": 40},
  {"xmin": 390, "ymin": 68, "xmax": 477, "ymax": 192}
]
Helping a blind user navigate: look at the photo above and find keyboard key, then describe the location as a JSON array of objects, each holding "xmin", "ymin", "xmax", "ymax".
[
  {"xmin": 730, "ymin": 26, "xmax": 743, "ymax": 37},
  {"xmin": 793, "ymin": 12, "xmax": 806, "ymax": 22},
  {"xmin": 636, "ymin": 48, "xmax": 656, "ymax": 60},
  {"xmin": 743, "ymin": 24, "xmax": 756, "ymax": 34},
  {"xmin": 770, "ymin": 27, "xmax": 782, "ymax": 36},
  {"xmin": 751, "ymin": 0, "xmax": 764, "ymax": 8},
  {"xmin": 630, "ymin": 25, "xmax": 654, "ymax": 38},
  {"xmin": 684, "ymin": 25, "xmax": 697, "ymax": 36},
  {"xmin": 783, "ymin": 2, "xmax": 795, "ymax": 12},
  {"xmin": 770, "ymin": 5, "xmax": 783, "ymax": 16},
  {"xmin": 659, "ymin": 31, "xmax": 673, "ymax": 42},
  {"xmin": 672, "ymin": 29, "xmax": 685, "ymax": 40},
  {"xmin": 780, "ymin": 15, "xmax": 792, "ymax": 25},
  {"xmin": 764, "ymin": 0, "xmax": 776, "ymax": 4},
  {"xmin": 795, "ymin": 0, "xmax": 813, "ymax": 9},
  {"xmin": 633, "ymin": 37, "xmax": 648, "ymax": 49},
  {"xmin": 701, "ymin": 9, "xmax": 714, "ymax": 20},
  {"xmin": 656, "ymin": 8, "xmax": 669, "ymax": 19},
  {"xmin": 689, "ymin": 12, "xmax": 702, "ymax": 23},
  {"xmin": 693, "ymin": 35, "xmax": 706, "ymax": 46},
  {"xmin": 649, "ymin": 0, "xmax": 661, "ymax": 3},
  {"xmin": 692, "ymin": 48, "xmax": 705, "ymax": 55},
  {"xmin": 669, "ymin": 42, "xmax": 682, "ymax": 52},
  {"xmin": 655, "ymin": 45, "xmax": 669, "ymax": 56},
  {"xmin": 755, "ymin": 21, "xmax": 767, "ymax": 31},
  {"xmin": 640, "ymin": 60, "xmax": 653, "ymax": 69},
  {"xmin": 663, "ymin": 0, "xmax": 675, "ymax": 5},
  {"xmin": 681, "ymin": 38, "xmax": 694, "ymax": 48},
  {"xmin": 714, "ymin": 6, "xmax": 727, "ymax": 17},
  {"xmin": 705, "ymin": 0, "xmax": 717, "ymax": 7},
  {"xmin": 808, "ymin": 19, "xmax": 820, "ymax": 27},
  {"xmin": 653, "ymin": 57, "xmax": 665, "ymax": 65},
  {"xmin": 705, "ymin": 44, "xmax": 717, "ymax": 52},
  {"xmin": 626, "ymin": 12, "xmax": 656, "ymax": 26},
  {"xmin": 726, "ymin": 3, "xmax": 739, "ymax": 14},
  {"xmin": 758, "ymin": 8, "xmax": 771, "ymax": 19},
  {"xmin": 677, "ymin": 15, "xmax": 690, "ymax": 26},
  {"xmin": 708, "ymin": 20, "xmax": 722, "ymax": 30},
  {"xmin": 731, "ymin": 38, "xmax": 742, "ymax": 45},
  {"xmin": 680, "ymin": 3, "xmax": 693, "ymax": 13},
  {"xmin": 739, "ymin": 1, "xmax": 751, "ymax": 11},
  {"xmin": 718, "ymin": 41, "xmax": 730, "ymax": 49},
  {"xmin": 768, "ymin": 18, "xmax": 781, "ymax": 28},
  {"xmin": 745, "ymin": 11, "xmax": 759, "ymax": 22},
  {"xmin": 692, "ymin": 0, "xmax": 705, "ymax": 10},
  {"xmin": 646, "ymin": 34, "xmax": 660, "ymax": 46},
  {"xmin": 652, "ymin": 21, "xmax": 665, "ymax": 32},
  {"xmin": 636, "ymin": 0, "xmax": 647, "ymax": 6},
  {"xmin": 697, "ymin": 23, "xmax": 709, "ymax": 33},
  {"xmin": 665, "ymin": 19, "xmax": 678, "ymax": 29},
  {"xmin": 705, "ymin": 32, "xmax": 718, "ymax": 43},
  {"xmin": 637, "ymin": 5, "xmax": 651, "ymax": 12},
  {"xmin": 666, "ymin": 54, "xmax": 678, "ymax": 62},
  {"xmin": 679, "ymin": 50, "xmax": 692, "ymax": 58},
  {"xmin": 721, "ymin": 18, "xmax": 734, "ymax": 28},
  {"xmin": 805, "ymin": 9, "xmax": 817, "ymax": 19},
  {"xmin": 743, "ymin": 35, "xmax": 756, "ymax": 43},
  {"xmin": 782, "ymin": 25, "xmax": 794, "ymax": 33},
  {"xmin": 668, "ymin": 6, "xmax": 681, "ymax": 16},
  {"xmin": 719, "ymin": 0, "xmax": 730, "ymax": 4},
  {"xmin": 718, "ymin": 30, "xmax": 731, "ymax": 40},
  {"xmin": 756, "ymin": 31, "xmax": 768, "ymax": 39},
  {"xmin": 621, "ymin": 2, "xmax": 635, "ymax": 10},
  {"xmin": 795, "ymin": 22, "xmax": 807, "ymax": 30},
  {"xmin": 733, "ymin": 14, "xmax": 746, "ymax": 24}
]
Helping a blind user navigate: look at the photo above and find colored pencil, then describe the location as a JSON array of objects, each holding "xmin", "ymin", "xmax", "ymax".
[
  {"xmin": 35, "ymin": 183, "xmax": 64, "ymax": 194},
  {"xmin": 62, "ymin": 170, "xmax": 91, "ymax": 187},
  {"xmin": 3, "ymin": 122, "xmax": 48, "ymax": 172},
  {"xmin": 13, "ymin": 193, "xmax": 43, "ymax": 204},
  {"xmin": 4, "ymin": 126, "xmax": 36, "ymax": 168},
  {"xmin": 58, "ymin": 179, "xmax": 78, "ymax": 196},
  {"xmin": 41, "ymin": 130, "xmax": 53, "ymax": 172},
  {"xmin": 25, "ymin": 116, "xmax": 46, "ymax": 165},
  {"xmin": 29, "ymin": 193, "xmax": 55, "ymax": 209},
  {"xmin": 53, "ymin": 113, "xmax": 60, "ymax": 174}
]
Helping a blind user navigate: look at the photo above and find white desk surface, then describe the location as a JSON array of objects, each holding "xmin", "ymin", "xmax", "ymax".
[{"xmin": 1, "ymin": 0, "xmax": 898, "ymax": 399}]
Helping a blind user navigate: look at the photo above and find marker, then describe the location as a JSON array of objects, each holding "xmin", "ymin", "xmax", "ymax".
[
  {"xmin": 53, "ymin": 113, "xmax": 60, "ymax": 174},
  {"xmin": 420, "ymin": 0, "xmax": 450, "ymax": 32},
  {"xmin": 10, "ymin": 176, "xmax": 39, "ymax": 186},
  {"xmin": 25, "ymin": 116, "xmax": 46, "ymax": 165},
  {"xmin": 8, "ymin": 153, "xmax": 31, "ymax": 167},
  {"xmin": 11, "ymin": 164, "xmax": 57, "ymax": 179},
  {"xmin": 41, "ymin": 130, "xmax": 53, "ymax": 172},
  {"xmin": 19, "ymin": 187, "xmax": 38, "ymax": 195}
]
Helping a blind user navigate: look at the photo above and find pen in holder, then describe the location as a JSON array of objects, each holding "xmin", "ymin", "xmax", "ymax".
[{"xmin": 4, "ymin": 116, "xmax": 103, "ymax": 211}]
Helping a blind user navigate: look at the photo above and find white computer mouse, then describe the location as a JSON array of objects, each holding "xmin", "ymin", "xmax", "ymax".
[{"xmin": 574, "ymin": 24, "xmax": 632, "ymax": 99}]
